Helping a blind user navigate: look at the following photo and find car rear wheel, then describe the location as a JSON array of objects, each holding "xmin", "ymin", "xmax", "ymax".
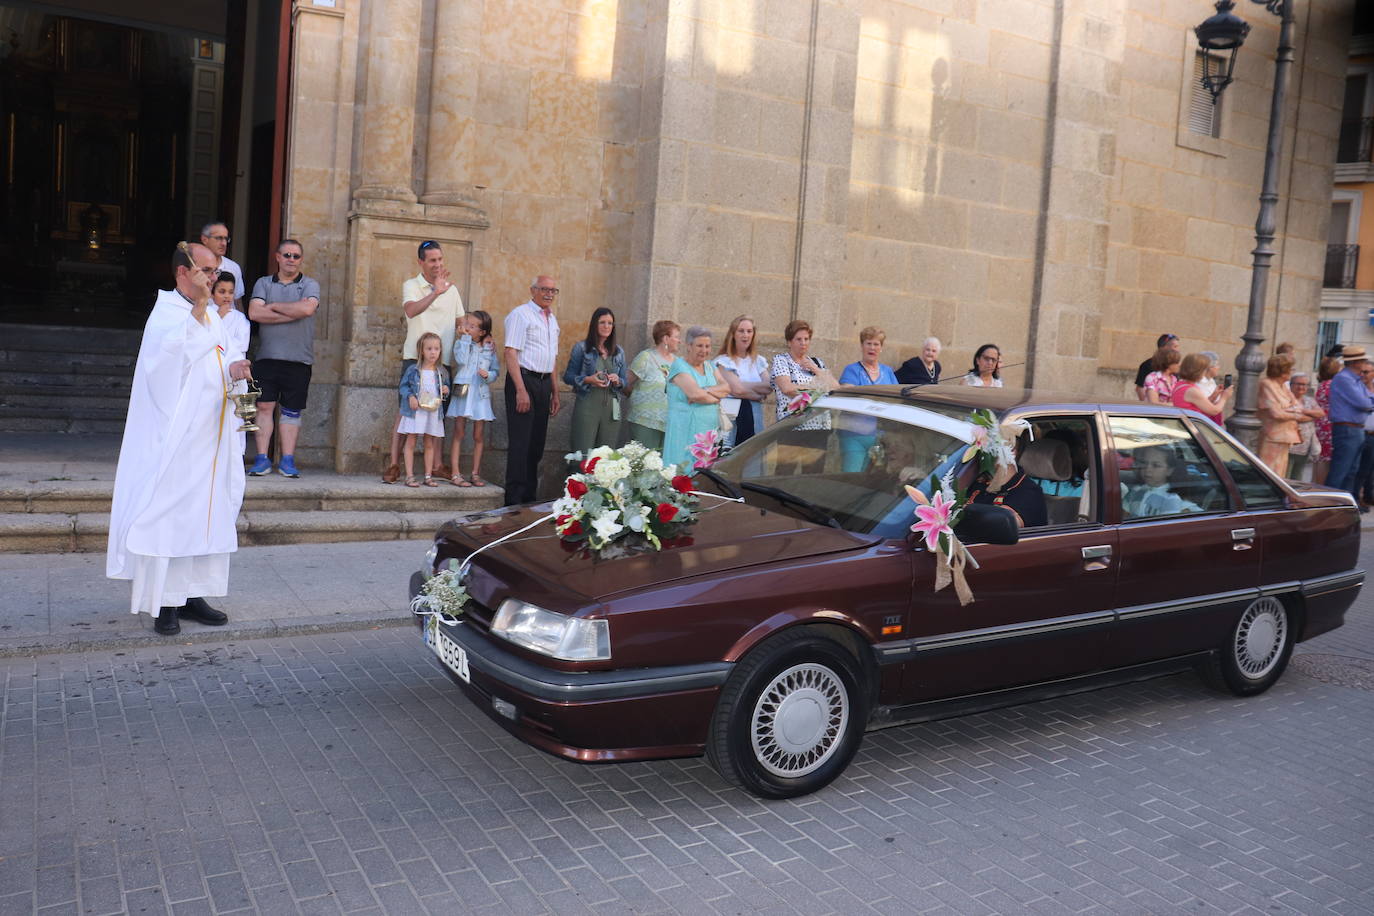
[
  {"xmin": 1202, "ymin": 595, "xmax": 1295, "ymax": 696},
  {"xmin": 707, "ymin": 629, "xmax": 868, "ymax": 799}
]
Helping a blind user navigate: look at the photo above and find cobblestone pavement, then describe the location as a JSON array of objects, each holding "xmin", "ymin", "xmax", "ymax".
[{"xmin": 1, "ymin": 581, "xmax": 1372, "ymax": 914}]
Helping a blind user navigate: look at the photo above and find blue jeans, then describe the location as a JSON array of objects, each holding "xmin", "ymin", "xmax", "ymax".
[
  {"xmin": 1356, "ymin": 433, "xmax": 1374, "ymax": 500},
  {"xmin": 1329, "ymin": 424, "xmax": 1365, "ymax": 496}
]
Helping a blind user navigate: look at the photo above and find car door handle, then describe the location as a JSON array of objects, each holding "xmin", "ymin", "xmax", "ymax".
[
  {"xmin": 1231, "ymin": 528, "xmax": 1255, "ymax": 550},
  {"xmin": 1081, "ymin": 545, "xmax": 1112, "ymax": 559}
]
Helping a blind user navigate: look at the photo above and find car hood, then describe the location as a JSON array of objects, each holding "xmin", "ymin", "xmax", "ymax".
[{"xmin": 437, "ymin": 500, "xmax": 878, "ymax": 607}]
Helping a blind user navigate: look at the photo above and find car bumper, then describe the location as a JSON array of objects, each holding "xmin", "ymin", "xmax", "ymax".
[{"xmin": 410, "ymin": 571, "xmax": 730, "ymax": 762}]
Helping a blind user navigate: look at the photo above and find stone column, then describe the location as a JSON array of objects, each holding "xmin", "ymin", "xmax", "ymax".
[
  {"xmin": 419, "ymin": 0, "xmax": 480, "ymax": 207},
  {"xmin": 353, "ymin": 0, "xmax": 421, "ymax": 202},
  {"xmin": 1024, "ymin": 0, "xmax": 1127, "ymax": 393}
]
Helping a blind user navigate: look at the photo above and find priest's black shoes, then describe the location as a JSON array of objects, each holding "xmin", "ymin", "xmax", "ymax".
[
  {"xmin": 155, "ymin": 607, "xmax": 181, "ymax": 636},
  {"xmin": 180, "ymin": 597, "xmax": 229, "ymax": 626}
]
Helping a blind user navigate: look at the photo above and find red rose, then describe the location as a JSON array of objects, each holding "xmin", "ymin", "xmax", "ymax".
[
  {"xmin": 581, "ymin": 456, "xmax": 601, "ymax": 473},
  {"xmin": 566, "ymin": 478, "xmax": 588, "ymax": 498},
  {"xmin": 671, "ymin": 475, "xmax": 694, "ymax": 494},
  {"xmin": 563, "ymin": 519, "xmax": 583, "ymax": 535},
  {"xmin": 656, "ymin": 502, "xmax": 679, "ymax": 523}
]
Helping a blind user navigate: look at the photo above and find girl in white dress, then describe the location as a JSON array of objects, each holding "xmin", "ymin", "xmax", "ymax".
[
  {"xmin": 446, "ymin": 311, "xmax": 499, "ymax": 487},
  {"xmin": 212, "ymin": 272, "xmax": 251, "ymax": 454},
  {"xmin": 398, "ymin": 332, "xmax": 449, "ymax": 487}
]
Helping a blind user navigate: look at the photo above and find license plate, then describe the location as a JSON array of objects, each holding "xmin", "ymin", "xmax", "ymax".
[{"xmin": 425, "ymin": 616, "xmax": 470, "ymax": 683}]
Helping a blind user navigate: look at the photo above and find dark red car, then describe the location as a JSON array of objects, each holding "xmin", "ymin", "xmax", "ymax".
[{"xmin": 411, "ymin": 387, "xmax": 1362, "ymax": 798}]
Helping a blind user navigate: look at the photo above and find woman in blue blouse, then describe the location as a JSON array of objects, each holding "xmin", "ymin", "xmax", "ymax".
[
  {"xmin": 663, "ymin": 326, "xmax": 730, "ymax": 470},
  {"xmin": 838, "ymin": 326, "xmax": 897, "ymax": 471}
]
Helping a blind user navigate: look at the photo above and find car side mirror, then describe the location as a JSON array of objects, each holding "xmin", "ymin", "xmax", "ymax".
[{"xmin": 953, "ymin": 502, "xmax": 1019, "ymax": 546}]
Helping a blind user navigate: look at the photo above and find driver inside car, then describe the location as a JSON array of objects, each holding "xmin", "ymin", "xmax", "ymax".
[{"xmin": 966, "ymin": 436, "xmax": 1048, "ymax": 528}]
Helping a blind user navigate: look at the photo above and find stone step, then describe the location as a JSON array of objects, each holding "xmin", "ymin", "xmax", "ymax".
[
  {"xmin": 1, "ymin": 323, "xmax": 143, "ymax": 355},
  {"xmin": 0, "ymin": 414, "xmax": 128, "ymax": 434},
  {"xmin": 0, "ymin": 477, "xmax": 503, "ymax": 514},
  {"xmin": 0, "ymin": 370, "xmax": 132, "ymax": 392},
  {"xmin": 0, "ymin": 390, "xmax": 132, "ymax": 412},
  {"xmin": 0, "ymin": 349, "xmax": 137, "ymax": 372},
  {"xmin": 0, "ymin": 508, "xmax": 479, "ymax": 552}
]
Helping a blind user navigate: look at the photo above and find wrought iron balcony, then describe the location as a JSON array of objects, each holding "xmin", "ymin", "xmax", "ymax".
[
  {"xmin": 1325, "ymin": 244, "xmax": 1359, "ymax": 289},
  {"xmin": 1338, "ymin": 118, "xmax": 1374, "ymax": 163}
]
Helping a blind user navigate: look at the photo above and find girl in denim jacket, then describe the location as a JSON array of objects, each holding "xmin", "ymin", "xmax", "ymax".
[
  {"xmin": 398, "ymin": 333, "xmax": 450, "ymax": 486},
  {"xmin": 446, "ymin": 310, "xmax": 499, "ymax": 486}
]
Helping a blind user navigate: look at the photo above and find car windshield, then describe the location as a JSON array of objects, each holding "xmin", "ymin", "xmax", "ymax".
[{"xmin": 705, "ymin": 398, "xmax": 974, "ymax": 536}]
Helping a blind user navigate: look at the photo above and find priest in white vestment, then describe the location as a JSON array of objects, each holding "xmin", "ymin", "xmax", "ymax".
[{"xmin": 107, "ymin": 242, "xmax": 254, "ymax": 635}]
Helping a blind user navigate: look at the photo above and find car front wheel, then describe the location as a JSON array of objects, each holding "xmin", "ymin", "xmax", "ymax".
[
  {"xmin": 1203, "ymin": 595, "xmax": 1295, "ymax": 696},
  {"xmin": 707, "ymin": 629, "xmax": 869, "ymax": 799}
]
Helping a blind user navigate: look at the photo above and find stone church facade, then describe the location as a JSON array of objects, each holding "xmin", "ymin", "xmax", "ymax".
[{"xmin": 280, "ymin": 0, "xmax": 1352, "ymax": 482}]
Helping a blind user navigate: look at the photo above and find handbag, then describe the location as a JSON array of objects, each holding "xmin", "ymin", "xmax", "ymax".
[{"xmin": 718, "ymin": 403, "xmax": 735, "ymax": 434}]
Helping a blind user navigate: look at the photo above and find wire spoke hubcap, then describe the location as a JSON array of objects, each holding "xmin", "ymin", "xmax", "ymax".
[
  {"xmin": 751, "ymin": 663, "xmax": 849, "ymax": 778},
  {"xmin": 1234, "ymin": 596, "xmax": 1286, "ymax": 678}
]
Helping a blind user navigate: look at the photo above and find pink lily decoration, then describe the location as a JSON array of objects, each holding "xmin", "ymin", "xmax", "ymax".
[
  {"xmin": 962, "ymin": 425, "xmax": 990, "ymax": 463},
  {"xmin": 689, "ymin": 429, "xmax": 722, "ymax": 469},
  {"xmin": 785, "ymin": 391, "xmax": 813, "ymax": 416},
  {"xmin": 909, "ymin": 489, "xmax": 956, "ymax": 555}
]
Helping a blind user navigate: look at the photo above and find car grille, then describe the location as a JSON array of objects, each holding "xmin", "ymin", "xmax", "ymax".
[{"xmin": 461, "ymin": 598, "xmax": 497, "ymax": 632}]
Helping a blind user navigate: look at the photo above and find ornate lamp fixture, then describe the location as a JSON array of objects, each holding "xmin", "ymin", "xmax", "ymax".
[{"xmin": 1194, "ymin": 0, "xmax": 1251, "ymax": 101}]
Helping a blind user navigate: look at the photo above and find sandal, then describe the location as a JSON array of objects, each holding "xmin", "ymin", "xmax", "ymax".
[
  {"xmin": 423, "ymin": 476, "xmax": 439, "ymax": 487},
  {"xmin": 405, "ymin": 476, "xmax": 419, "ymax": 488},
  {"xmin": 470, "ymin": 474, "xmax": 487, "ymax": 487},
  {"xmin": 453, "ymin": 474, "xmax": 472, "ymax": 487}
]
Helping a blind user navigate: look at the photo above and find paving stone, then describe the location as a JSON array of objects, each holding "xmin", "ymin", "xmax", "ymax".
[{"xmin": 0, "ymin": 598, "xmax": 1372, "ymax": 916}]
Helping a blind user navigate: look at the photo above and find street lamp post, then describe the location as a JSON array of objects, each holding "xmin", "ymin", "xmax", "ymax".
[{"xmin": 1195, "ymin": 0, "xmax": 1297, "ymax": 451}]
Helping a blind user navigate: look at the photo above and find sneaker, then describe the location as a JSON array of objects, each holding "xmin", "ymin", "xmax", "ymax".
[
  {"xmin": 278, "ymin": 455, "xmax": 300, "ymax": 478},
  {"xmin": 248, "ymin": 454, "xmax": 272, "ymax": 476}
]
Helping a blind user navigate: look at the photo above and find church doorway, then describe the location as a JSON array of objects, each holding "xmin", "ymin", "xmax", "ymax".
[{"xmin": 0, "ymin": 0, "xmax": 287, "ymax": 328}]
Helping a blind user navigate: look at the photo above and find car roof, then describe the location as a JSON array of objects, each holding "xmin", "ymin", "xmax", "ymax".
[{"xmin": 829, "ymin": 384, "xmax": 1168, "ymax": 417}]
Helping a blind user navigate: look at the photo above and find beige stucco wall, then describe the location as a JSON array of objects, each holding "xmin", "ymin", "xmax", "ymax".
[
  {"xmin": 281, "ymin": 0, "xmax": 1350, "ymax": 484},
  {"xmin": 1104, "ymin": 0, "xmax": 1349, "ymax": 387}
]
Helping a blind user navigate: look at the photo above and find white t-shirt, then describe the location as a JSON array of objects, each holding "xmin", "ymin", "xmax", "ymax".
[
  {"xmin": 963, "ymin": 373, "xmax": 1004, "ymax": 388},
  {"xmin": 713, "ymin": 353, "xmax": 767, "ymax": 418}
]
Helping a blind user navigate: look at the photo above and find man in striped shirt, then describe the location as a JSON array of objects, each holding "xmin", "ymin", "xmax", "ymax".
[{"xmin": 503, "ymin": 276, "xmax": 561, "ymax": 505}]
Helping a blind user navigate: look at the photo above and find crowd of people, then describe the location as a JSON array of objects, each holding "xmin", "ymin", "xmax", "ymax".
[
  {"xmin": 1131, "ymin": 331, "xmax": 1374, "ymax": 510},
  {"xmin": 190, "ymin": 228, "xmax": 1374, "ymax": 510},
  {"xmin": 361, "ymin": 241, "xmax": 1027, "ymax": 504}
]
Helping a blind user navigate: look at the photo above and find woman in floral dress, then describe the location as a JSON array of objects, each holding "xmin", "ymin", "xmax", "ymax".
[{"xmin": 1313, "ymin": 355, "xmax": 1341, "ymax": 485}]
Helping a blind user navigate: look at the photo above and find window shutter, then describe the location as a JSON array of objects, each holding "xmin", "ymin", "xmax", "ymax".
[{"xmin": 1187, "ymin": 53, "xmax": 1221, "ymax": 138}]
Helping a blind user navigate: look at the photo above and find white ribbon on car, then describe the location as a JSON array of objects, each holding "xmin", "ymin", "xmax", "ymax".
[{"xmin": 413, "ymin": 512, "xmax": 556, "ymax": 627}]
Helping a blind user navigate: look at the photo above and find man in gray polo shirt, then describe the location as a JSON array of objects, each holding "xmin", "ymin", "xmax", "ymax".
[{"xmin": 246, "ymin": 239, "xmax": 320, "ymax": 478}]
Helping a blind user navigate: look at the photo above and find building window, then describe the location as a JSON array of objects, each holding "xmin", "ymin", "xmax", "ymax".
[
  {"xmin": 1317, "ymin": 321, "xmax": 1341, "ymax": 366},
  {"xmin": 1187, "ymin": 53, "xmax": 1222, "ymax": 139},
  {"xmin": 1339, "ymin": 74, "xmax": 1374, "ymax": 163}
]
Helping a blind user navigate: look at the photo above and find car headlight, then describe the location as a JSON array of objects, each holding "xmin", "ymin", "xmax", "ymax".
[
  {"xmin": 491, "ymin": 599, "xmax": 610, "ymax": 661},
  {"xmin": 421, "ymin": 543, "xmax": 438, "ymax": 578}
]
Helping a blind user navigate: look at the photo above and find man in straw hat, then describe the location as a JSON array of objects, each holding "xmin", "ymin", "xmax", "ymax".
[
  {"xmin": 107, "ymin": 242, "xmax": 254, "ymax": 634},
  {"xmin": 1325, "ymin": 344, "xmax": 1374, "ymax": 508}
]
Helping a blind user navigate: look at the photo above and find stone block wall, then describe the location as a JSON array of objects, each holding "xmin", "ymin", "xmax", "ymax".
[{"xmin": 282, "ymin": 0, "xmax": 1350, "ymax": 483}]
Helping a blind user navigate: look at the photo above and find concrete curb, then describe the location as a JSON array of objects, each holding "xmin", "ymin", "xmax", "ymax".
[{"xmin": 0, "ymin": 611, "xmax": 417, "ymax": 659}]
